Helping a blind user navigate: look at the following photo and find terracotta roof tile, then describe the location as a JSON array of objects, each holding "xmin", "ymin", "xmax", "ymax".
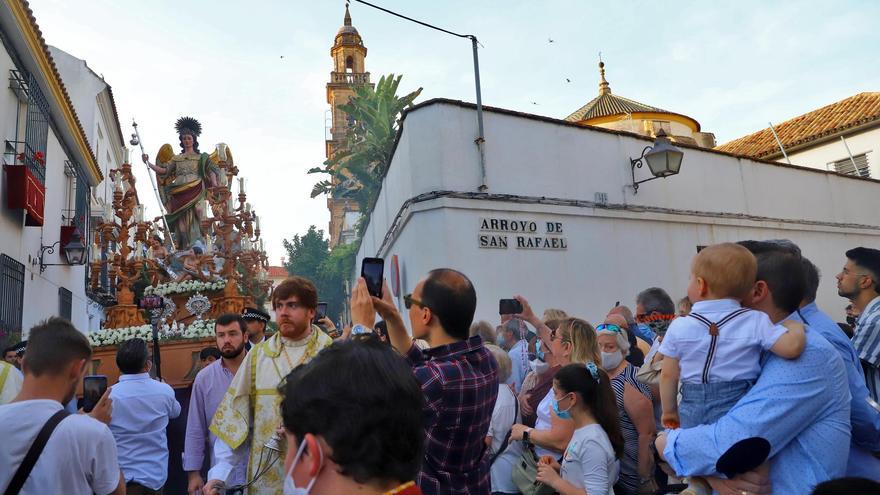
[
  {"xmin": 716, "ymin": 92, "xmax": 880, "ymax": 158},
  {"xmin": 267, "ymin": 266, "xmax": 287, "ymax": 278}
]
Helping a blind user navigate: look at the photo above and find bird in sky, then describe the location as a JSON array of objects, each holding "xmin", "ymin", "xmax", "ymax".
[
  {"xmin": 565, "ymin": 78, "xmax": 571, "ymax": 83},
  {"xmin": 548, "ymin": 37, "xmax": 555, "ymax": 43},
  {"xmin": 530, "ymin": 101, "xmax": 539, "ymax": 105}
]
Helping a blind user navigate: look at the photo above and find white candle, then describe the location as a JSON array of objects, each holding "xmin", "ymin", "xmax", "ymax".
[
  {"xmin": 206, "ymin": 236, "xmax": 213, "ymax": 253},
  {"xmin": 216, "ymin": 143, "xmax": 228, "ymax": 162},
  {"xmin": 114, "ymin": 175, "xmax": 122, "ymax": 192},
  {"xmin": 146, "ymin": 247, "xmax": 154, "ymax": 261},
  {"xmin": 227, "ymin": 197, "xmax": 234, "ymax": 213},
  {"xmin": 245, "ymin": 202, "xmax": 251, "ymax": 213},
  {"xmin": 134, "ymin": 241, "xmax": 143, "ymax": 260},
  {"xmin": 255, "ymin": 216, "xmax": 260, "ymax": 231},
  {"xmin": 238, "ymin": 177, "xmax": 246, "ymax": 194},
  {"xmin": 123, "ymin": 147, "xmax": 130, "ymax": 164}
]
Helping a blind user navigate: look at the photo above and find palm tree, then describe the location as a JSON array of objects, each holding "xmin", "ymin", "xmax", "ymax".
[{"xmin": 309, "ymin": 74, "xmax": 422, "ymax": 215}]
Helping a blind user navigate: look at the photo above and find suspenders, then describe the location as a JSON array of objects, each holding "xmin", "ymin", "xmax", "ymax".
[{"xmin": 689, "ymin": 308, "xmax": 751, "ymax": 383}]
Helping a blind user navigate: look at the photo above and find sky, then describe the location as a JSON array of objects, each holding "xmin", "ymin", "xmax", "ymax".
[{"xmin": 29, "ymin": 0, "xmax": 880, "ymax": 265}]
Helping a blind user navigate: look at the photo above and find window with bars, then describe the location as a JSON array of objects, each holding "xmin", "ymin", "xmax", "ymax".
[
  {"xmin": 0, "ymin": 254, "xmax": 25, "ymax": 348},
  {"xmin": 829, "ymin": 153, "xmax": 871, "ymax": 178},
  {"xmin": 59, "ymin": 287, "xmax": 72, "ymax": 320},
  {"xmin": 7, "ymin": 69, "xmax": 50, "ymax": 185},
  {"xmin": 62, "ymin": 160, "xmax": 90, "ymax": 233}
]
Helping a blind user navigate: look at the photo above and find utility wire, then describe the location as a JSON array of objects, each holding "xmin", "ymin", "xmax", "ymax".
[{"xmin": 353, "ymin": 0, "xmax": 474, "ymax": 40}]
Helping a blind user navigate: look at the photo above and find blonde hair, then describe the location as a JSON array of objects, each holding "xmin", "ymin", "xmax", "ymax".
[
  {"xmin": 469, "ymin": 320, "xmax": 496, "ymax": 342},
  {"xmin": 485, "ymin": 344, "xmax": 512, "ymax": 383},
  {"xmin": 558, "ymin": 317, "xmax": 600, "ymax": 366},
  {"xmin": 692, "ymin": 243, "xmax": 757, "ymax": 300},
  {"xmin": 543, "ymin": 308, "xmax": 568, "ymax": 323}
]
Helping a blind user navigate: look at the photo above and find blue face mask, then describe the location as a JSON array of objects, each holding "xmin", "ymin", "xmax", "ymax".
[
  {"xmin": 496, "ymin": 333, "xmax": 507, "ymax": 347},
  {"xmin": 551, "ymin": 395, "xmax": 572, "ymax": 420},
  {"xmin": 536, "ymin": 340, "xmax": 545, "ymax": 362}
]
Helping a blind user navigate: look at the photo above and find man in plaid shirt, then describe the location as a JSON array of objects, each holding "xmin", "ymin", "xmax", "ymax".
[{"xmin": 352, "ymin": 268, "xmax": 499, "ymax": 495}]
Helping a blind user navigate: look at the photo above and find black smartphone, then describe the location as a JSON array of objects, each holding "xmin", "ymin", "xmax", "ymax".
[
  {"xmin": 361, "ymin": 257, "xmax": 384, "ymax": 298},
  {"xmin": 313, "ymin": 302, "xmax": 328, "ymax": 324},
  {"xmin": 82, "ymin": 375, "xmax": 108, "ymax": 413},
  {"xmin": 499, "ymin": 298, "xmax": 523, "ymax": 315}
]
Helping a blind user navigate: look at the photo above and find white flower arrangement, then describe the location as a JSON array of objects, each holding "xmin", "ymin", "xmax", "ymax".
[
  {"xmin": 144, "ymin": 279, "xmax": 226, "ymax": 297},
  {"xmin": 88, "ymin": 319, "xmax": 216, "ymax": 348}
]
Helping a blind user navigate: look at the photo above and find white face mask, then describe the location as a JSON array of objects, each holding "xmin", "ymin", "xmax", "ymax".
[
  {"xmin": 283, "ymin": 437, "xmax": 323, "ymax": 495},
  {"xmin": 601, "ymin": 351, "xmax": 623, "ymax": 371}
]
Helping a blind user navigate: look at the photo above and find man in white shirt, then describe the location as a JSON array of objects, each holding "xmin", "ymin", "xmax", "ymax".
[
  {"xmin": 109, "ymin": 338, "xmax": 181, "ymax": 494},
  {"xmin": 0, "ymin": 317, "xmax": 124, "ymax": 495},
  {"xmin": 497, "ymin": 319, "xmax": 530, "ymax": 393}
]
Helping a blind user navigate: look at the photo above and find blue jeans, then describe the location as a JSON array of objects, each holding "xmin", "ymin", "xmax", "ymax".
[{"xmin": 679, "ymin": 379, "xmax": 755, "ymax": 428}]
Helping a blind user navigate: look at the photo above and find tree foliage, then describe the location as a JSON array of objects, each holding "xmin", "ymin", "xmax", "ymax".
[
  {"xmin": 309, "ymin": 74, "xmax": 422, "ymax": 214},
  {"xmin": 282, "ymin": 226, "xmax": 356, "ymax": 322}
]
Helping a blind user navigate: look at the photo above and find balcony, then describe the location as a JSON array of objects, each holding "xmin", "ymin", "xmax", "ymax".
[
  {"xmin": 3, "ymin": 141, "xmax": 45, "ymax": 226},
  {"xmin": 330, "ymin": 71, "xmax": 371, "ymax": 85}
]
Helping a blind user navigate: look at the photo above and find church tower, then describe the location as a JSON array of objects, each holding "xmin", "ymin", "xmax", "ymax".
[{"xmin": 326, "ymin": 5, "xmax": 373, "ymax": 247}]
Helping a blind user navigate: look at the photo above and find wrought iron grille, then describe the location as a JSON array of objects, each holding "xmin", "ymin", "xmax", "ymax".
[
  {"xmin": 59, "ymin": 287, "xmax": 72, "ymax": 320},
  {"xmin": 0, "ymin": 254, "xmax": 25, "ymax": 347},
  {"xmin": 24, "ymin": 71, "xmax": 49, "ymax": 185}
]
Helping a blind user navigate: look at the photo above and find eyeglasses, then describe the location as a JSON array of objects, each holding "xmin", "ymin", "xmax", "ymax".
[
  {"xmin": 596, "ymin": 323, "xmax": 622, "ymax": 333},
  {"xmin": 404, "ymin": 294, "xmax": 427, "ymax": 310}
]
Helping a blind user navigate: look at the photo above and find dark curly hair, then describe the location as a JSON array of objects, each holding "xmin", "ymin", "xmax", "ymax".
[
  {"xmin": 278, "ymin": 338, "xmax": 425, "ymax": 485},
  {"xmin": 179, "ymin": 132, "xmax": 200, "ymax": 154}
]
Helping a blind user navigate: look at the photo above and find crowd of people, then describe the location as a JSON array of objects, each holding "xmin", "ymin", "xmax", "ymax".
[{"xmin": 1, "ymin": 241, "xmax": 880, "ymax": 495}]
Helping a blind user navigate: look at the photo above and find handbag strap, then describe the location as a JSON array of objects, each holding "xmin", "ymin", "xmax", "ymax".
[{"xmin": 4, "ymin": 409, "xmax": 70, "ymax": 495}]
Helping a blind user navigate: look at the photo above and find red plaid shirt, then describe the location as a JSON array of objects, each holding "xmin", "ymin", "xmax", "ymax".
[{"xmin": 405, "ymin": 335, "xmax": 498, "ymax": 495}]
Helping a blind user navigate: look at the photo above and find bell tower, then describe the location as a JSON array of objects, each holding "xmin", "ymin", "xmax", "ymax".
[{"xmin": 326, "ymin": 5, "xmax": 373, "ymax": 247}]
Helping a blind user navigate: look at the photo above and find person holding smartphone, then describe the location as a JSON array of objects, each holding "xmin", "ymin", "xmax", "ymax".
[
  {"xmin": 351, "ymin": 268, "xmax": 498, "ymax": 495},
  {"xmin": 0, "ymin": 318, "xmax": 125, "ymax": 495}
]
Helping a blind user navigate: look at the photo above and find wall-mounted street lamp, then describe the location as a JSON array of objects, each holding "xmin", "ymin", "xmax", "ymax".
[
  {"xmin": 630, "ymin": 129, "xmax": 684, "ymax": 194},
  {"xmin": 35, "ymin": 225, "xmax": 87, "ymax": 273}
]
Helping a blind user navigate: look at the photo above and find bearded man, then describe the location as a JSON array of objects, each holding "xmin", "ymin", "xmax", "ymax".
[
  {"xmin": 184, "ymin": 314, "xmax": 250, "ymax": 495},
  {"xmin": 205, "ymin": 277, "xmax": 333, "ymax": 494}
]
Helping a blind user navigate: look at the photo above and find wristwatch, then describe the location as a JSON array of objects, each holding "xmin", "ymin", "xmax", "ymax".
[
  {"xmin": 522, "ymin": 427, "xmax": 532, "ymax": 444},
  {"xmin": 351, "ymin": 324, "xmax": 372, "ymax": 336}
]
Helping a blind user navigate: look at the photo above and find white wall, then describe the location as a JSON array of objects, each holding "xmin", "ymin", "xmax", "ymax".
[
  {"xmin": 782, "ymin": 127, "xmax": 880, "ymax": 178},
  {"xmin": 0, "ymin": 43, "xmax": 93, "ymax": 338},
  {"xmin": 355, "ymin": 101, "xmax": 880, "ymax": 328}
]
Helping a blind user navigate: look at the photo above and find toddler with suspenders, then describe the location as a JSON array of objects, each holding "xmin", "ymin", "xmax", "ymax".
[{"xmin": 657, "ymin": 243, "xmax": 806, "ymax": 494}]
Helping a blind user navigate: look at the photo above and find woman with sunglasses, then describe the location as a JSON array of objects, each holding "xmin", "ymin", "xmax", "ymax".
[
  {"xmin": 491, "ymin": 317, "xmax": 601, "ymax": 494},
  {"xmin": 535, "ymin": 362, "xmax": 623, "ymax": 495},
  {"xmin": 596, "ymin": 321, "xmax": 657, "ymax": 495}
]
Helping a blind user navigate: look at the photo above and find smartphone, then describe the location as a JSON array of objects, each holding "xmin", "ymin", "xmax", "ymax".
[
  {"xmin": 499, "ymin": 298, "xmax": 523, "ymax": 315},
  {"xmin": 361, "ymin": 257, "xmax": 384, "ymax": 298},
  {"xmin": 313, "ymin": 302, "xmax": 328, "ymax": 324},
  {"xmin": 82, "ymin": 375, "xmax": 108, "ymax": 413}
]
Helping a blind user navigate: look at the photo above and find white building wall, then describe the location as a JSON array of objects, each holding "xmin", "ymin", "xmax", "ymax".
[
  {"xmin": 356, "ymin": 101, "xmax": 880, "ymax": 328},
  {"xmin": 0, "ymin": 43, "xmax": 101, "ymax": 339},
  {"xmin": 781, "ymin": 127, "xmax": 880, "ymax": 178},
  {"xmin": 50, "ymin": 47, "xmax": 125, "ymax": 332}
]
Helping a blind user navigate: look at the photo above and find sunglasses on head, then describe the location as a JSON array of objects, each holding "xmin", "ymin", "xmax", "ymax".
[{"xmin": 596, "ymin": 323, "xmax": 622, "ymax": 333}]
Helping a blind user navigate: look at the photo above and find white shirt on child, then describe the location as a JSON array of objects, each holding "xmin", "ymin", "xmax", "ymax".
[
  {"xmin": 560, "ymin": 423, "xmax": 619, "ymax": 495},
  {"xmin": 658, "ymin": 299, "xmax": 787, "ymax": 384}
]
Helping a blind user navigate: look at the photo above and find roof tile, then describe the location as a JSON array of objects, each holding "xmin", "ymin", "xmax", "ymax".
[{"xmin": 716, "ymin": 92, "xmax": 880, "ymax": 158}]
